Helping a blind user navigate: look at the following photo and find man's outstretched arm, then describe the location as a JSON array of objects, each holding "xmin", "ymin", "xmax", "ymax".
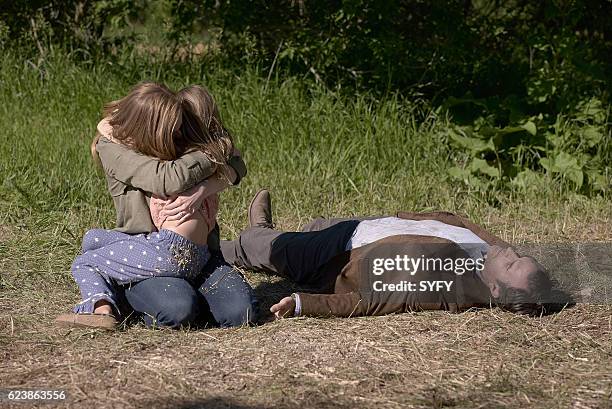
[
  {"xmin": 270, "ymin": 292, "xmax": 366, "ymax": 318},
  {"xmin": 270, "ymin": 290, "xmax": 476, "ymax": 318}
]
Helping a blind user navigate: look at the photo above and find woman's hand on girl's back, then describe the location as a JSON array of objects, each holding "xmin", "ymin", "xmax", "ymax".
[
  {"xmin": 160, "ymin": 169, "xmax": 233, "ymax": 225},
  {"xmin": 159, "ymin": 182, "xmax": 210, "ymax": 225}
]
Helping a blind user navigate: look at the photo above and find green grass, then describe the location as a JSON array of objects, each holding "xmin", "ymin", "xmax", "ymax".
[
  {"xmin": 1, "ymin": 48, "xmax": 609, "ymax": 236},
  {"xmin": 0, "ymin": 48, "xmax": 610, "ymax": 408}
]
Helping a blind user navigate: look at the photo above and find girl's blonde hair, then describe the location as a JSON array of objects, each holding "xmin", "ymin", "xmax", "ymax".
[
  {"xmin": 177, "ymin": 85, "xmax": 235, "ymax": 180},
  {"xmin": 91, "ymin": 82, "xmax": 232, "ymax": 172}
]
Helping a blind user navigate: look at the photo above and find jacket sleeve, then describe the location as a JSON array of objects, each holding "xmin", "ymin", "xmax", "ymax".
[
  {"xmin": 297, "ymin": 290, "xmax": 478, "ymax": 317},
  {"xmin": 96, "ymin": 137, "xmax": 217, "ymax": 197},
  {"xmin": 227, "ymin": 154, "xmax": 247, "ymax": 185},
  {"xmin": 297, "ymin": 292, "xmax": 366, "ymax": 317}
]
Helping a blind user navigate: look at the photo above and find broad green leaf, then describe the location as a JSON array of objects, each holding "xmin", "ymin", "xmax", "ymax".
[
  {"xmin": 512, "ymin": 169, "xmax": 542, "ymax": 190},
  {"xmin": 447, "ymin": 166, "xmax": 471, "ymax": 181},
  {"xmin": 541, "ymin": 152, "xmax": 584, "ymax": 187},
  {"xmin": 581, "ymin": 126, "xmax": 602, "ymax": 148},
  {"xmin": 448, "ymin": 128, "xmax": 492, "ymax": 152},
  {"xmin": 540, "ymin": 153, "xmax": 579, "ymax": 174},
  {"xmin": 521, "ymin": 121, "xmax": 537, "ymax": 136},
  {"xmin": 545, "ymin": 131, "xmax": 561, "ymax": 147},
  {"xmin": 470, "ymin": 158, "xmax": 500, "ymax": 178},
  {"xmin": 539, "ymin": 157, "xmax": 553, "ymax": 172},
  {"xmin": 554, "ymin": 152, "xmax": 580, "ymax": 173},
  {"xmin": 586, "ymin": 171, "xmax": 610, "ymax": 191},
  {"xmin": 565, "ymin": 169, "xmax": 584, "ymax": 188}
]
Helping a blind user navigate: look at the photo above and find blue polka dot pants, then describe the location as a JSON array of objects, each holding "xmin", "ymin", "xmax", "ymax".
[{"xmin": 71, "ymin": 228, "xmax": 210, "ymax": 315}]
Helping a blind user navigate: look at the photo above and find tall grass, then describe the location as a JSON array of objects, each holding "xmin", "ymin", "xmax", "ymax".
[{"xmin": 0, "ymin": 48, "xmax": 609, "ymax": 252}]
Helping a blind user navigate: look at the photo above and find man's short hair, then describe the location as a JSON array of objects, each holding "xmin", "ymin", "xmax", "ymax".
[{"xmin": 494, "ymin": 267, "xmax": 572, "ymax": 316}]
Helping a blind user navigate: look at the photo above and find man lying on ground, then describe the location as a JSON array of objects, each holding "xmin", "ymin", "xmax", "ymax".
[{"xmin": 221, "ymin": 190, "xmax": 569, "ymax": 319}]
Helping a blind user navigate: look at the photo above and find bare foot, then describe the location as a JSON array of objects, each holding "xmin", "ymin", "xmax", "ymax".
[
  {"xmin": 270, "ymin": 296, "xmax": 295, "ymax": 319},
  {"xmin": 93, "ymin": 300, "xmax": 113, "ymax": 316}
]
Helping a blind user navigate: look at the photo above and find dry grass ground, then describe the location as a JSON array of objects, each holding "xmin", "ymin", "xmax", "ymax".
[{"xmin": 1, "ymin": 205, "xmax": 611, "ymax": 409}]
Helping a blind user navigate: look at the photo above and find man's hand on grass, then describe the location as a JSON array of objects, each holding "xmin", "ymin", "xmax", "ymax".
[{"xmin": 270, "ymin": 296, "xmax": 295, "ymax": 319}]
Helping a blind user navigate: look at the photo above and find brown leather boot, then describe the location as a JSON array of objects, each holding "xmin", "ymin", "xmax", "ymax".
[{"xmin": 248, "ymin": 189, "xmax": 273, "ymax": 228}]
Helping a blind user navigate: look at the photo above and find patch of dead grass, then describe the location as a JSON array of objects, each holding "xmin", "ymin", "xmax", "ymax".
[
  {"xmin": 1, "ymin": 305, "xmax": 610, "ymax": 408},
  {"xmin": 0, "ymin": 225, "xmax": 15, "ymax": 244},
  {"xmin": 0, "ymin": 211, "xmax": 610, "ymax": 408}
]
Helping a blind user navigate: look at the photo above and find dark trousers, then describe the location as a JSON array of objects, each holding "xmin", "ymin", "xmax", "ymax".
[
  {"xmin": 220, "ymin": 217, "xmax": 362, "ymax": 285},
  {"xmin": 119, "ymin": 252, "xmax": 257, "ymax": 328}
]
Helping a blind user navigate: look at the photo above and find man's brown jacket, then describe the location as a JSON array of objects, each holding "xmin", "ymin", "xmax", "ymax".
[{"xmin": 296, "ymin": 211, "xmax": 511, "ymax": 317}]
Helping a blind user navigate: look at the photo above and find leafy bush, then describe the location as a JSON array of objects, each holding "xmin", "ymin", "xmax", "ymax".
[
  {"xmin": 444, "ymin": 97, "xmax": 610, "ymax": 194},
  {"xmin": 0, "ymin": 0, "xmax": 144, "ymax": 56},
  {"xmin": 164, "ymin": 1, "xmax": 610, "ymax": 99},
  {"xmin": 164, "ymin": 0, "xmax": 611, "ymax": 194}
]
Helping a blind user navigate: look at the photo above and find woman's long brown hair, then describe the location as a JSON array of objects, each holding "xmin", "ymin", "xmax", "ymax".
[
  {"xmin": 177, "ymin": 85, "xmax": 235, "ymax": 181},
  {"xmin": 91, "ymin": 82, "xmax": 233, "ymax": 177},
  {"xmin": 101, "ymin": 82, "xmax": 184, "ymax": 160}
]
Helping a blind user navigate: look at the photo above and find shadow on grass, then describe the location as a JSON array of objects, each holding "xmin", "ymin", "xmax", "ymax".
[
  {"xmin": 155, "ymin": 397, "xmax": 272, "ymax": 409},
  {"xmin": 156, "ymin": 396, "xmax": 348, "ymax": 409},
  {"xmin": 250, "ymin": 271, "xmax": 337, "ymax": 323},
  {"xmin": 252, "ymin": 276, "xmax": 298, "ymax": 323}
]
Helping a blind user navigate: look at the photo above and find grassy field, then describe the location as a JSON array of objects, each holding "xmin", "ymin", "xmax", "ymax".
[{"xmin": 0, "ymin": 49, "xmax": 610, "ymax": 408}]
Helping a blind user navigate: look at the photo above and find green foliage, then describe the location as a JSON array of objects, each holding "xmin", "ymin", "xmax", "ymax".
[
  {"xmin": 445, "ymin": 97, "xmax": 610, "ymax": 194},
  {"xmin": 3, "ymin": 1, "xmax": 609, "ymax": 103},
  {"xmin": 0, "ymin": 0, "xmax": 145, "ymax": 57},
  {"xmin": 162, "ymin": 0, "xmax": 611, "ymax": 195},
  {"xmin": 1, "ymin": 0, "xmax": 610, "ymax": 196},
  {"xmin": 162, "ymin": 1, "xmax": 611, "ymax": 101}
]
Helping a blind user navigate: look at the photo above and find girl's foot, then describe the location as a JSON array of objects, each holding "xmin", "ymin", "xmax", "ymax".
[{"xmin": 93, "ymin": 300, "xmax": 113, "ymax": 315}]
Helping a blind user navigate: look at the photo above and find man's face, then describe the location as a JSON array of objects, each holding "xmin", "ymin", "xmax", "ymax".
[{"xmin": 482, "ymin": 245, "xmax": 542, "ymax": 298}]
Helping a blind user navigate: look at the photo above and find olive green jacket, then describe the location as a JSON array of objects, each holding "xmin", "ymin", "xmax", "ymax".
[{"xmin": 96, "ymin": 136, "xmax": 247, "ymax": 250}]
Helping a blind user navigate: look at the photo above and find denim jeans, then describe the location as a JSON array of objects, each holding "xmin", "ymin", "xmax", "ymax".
[
  {"xmin": 120, "ymin": 252, "xmax": 257, "ymax": 328},
  {"xmin": 72, "ymin": 229, "xmax": 209, "ymax": 315}
]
